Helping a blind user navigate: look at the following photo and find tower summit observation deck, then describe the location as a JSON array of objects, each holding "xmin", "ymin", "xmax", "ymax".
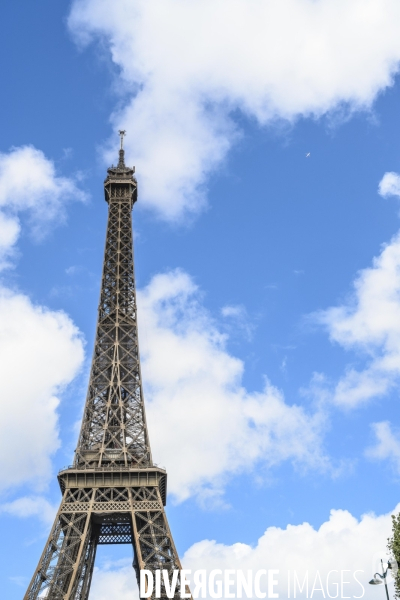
[{"xmin": 24, "ymin": 132, "xmax": 184, "ymax": 600}]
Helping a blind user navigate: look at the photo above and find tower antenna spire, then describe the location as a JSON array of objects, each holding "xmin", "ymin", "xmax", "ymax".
[
  {"xmin": 119, "ymin": 129, "xmax": 126, "ymax": 149},
  {"xmin": 118, "ymin": 129, "xmax": 126, "ymax": 167}
]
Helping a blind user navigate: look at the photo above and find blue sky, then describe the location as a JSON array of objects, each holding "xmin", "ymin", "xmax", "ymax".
[{"xmin": 3, "ymin": 1, "xmax": 400, "ymax": 598}]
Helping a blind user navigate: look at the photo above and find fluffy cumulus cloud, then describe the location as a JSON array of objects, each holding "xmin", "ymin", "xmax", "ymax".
[
  {"xmin": 0, "ymin": 288, "xmax": 84, "ymax": 491},
  {"xmin": 0, "ymin": 495, "xmax": 58, "ymax": 527},
  {"xmin": 379, "ymin": 171, "xmax": 400, "ymax": 200},
  {"xmin": 137, "ymin": 270, "xmax": 326, "ymax": 503},
  {"xmin": 90, "ymin": 562, "xmax": 138, "ymax": 600},
  {"xmin": 89, "ymin": 505, "xmax": 397, "ymax": 600},
  {"xmin": 182, "ymin": 506, "xmax": 396, "ymax": 599},
  {"xmin": 0, "ymin": 145, "xmax": 86, "ymax": 493},
  {"xmin": 316, "ymin": 230, "xmax": 400, "ymax": 408},
  {"xmin": 69, "ymin": 0, "xmax": 400, "ymax": 221},
  {"xmin": 366, "ymin": 421, "xmax": 400, "ymax": 472},
  {"xmin": 0, "ymin": 145, "xmax": 86, "ymax": 268}
]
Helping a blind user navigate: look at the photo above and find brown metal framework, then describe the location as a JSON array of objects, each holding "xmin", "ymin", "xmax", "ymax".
[{"xmin": 24, "ymin": 133, "xmax": 184, "ymax": 600}]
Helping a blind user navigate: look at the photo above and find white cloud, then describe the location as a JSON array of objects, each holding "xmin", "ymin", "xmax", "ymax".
[
  {"xmin": 69, "ymin": 0, "xmax": 400, "ymax": 221},
  {"xmin": 366, "ymin": 421, "xmax": 400, "ymax": 472},
  {"xmin": 316, "ymin": 231, "xmax": 400, "ymax": 407},
  {"xmin": 90, "ymin": 561, "xmax": 138, "ymax": 600},
  {"xmin": 0, "ymin": 146, "xmax": 87, "ymax": 491},
  {"xmin": 138, "ymin": 270, "xmax": 326, "ymax": 503},
  {"xmin": 88, "ymin": 506, "xmax": 398, "ymax": 600},
  {"xmin": 379, "ymin": 171, "xmax": 400, "ymax": 199},
  {"xmin": 221, "ymin": 305, "xmax": 246, "ymax": 319},
  {"xmin": 181, "ymin": 506, "xmax": 397, "ymax": 599},
  {"xmin": 0, "ymin": 287, "xmax": 84, "ymax": 492},
  {"xmin": 0, "ymin": 495, "xmax": 58, "ymax": 527},
  {"xmin": 0, "ymin": 212, "xmax": 20, "ymax": 270},
  {"xmin": 0, "ymin": 145, "xmax": 86, "ymax": 268}
]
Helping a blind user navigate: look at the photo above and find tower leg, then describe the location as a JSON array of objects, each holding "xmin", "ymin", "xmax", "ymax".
[
  {"xmin": 24, "ymin": 490, "xmax": 95, "ymax": 600},
  {"xmin": 72, "ymin": 528, "xmax": 98, "ymax": 600},
  {"xmin": 130, "ymin": 487, "xmax": 187, "ymax": 600}
]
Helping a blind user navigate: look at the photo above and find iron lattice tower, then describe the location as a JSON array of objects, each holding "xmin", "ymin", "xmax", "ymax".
[{"xmin": 24, "ymin": 133, "xmax": 184, "ymax": 600}]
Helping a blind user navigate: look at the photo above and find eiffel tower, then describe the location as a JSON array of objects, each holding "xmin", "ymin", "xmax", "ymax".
[{"xmin": 24, "ymin": 132, "xmax": 184, "ymax": 600}]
